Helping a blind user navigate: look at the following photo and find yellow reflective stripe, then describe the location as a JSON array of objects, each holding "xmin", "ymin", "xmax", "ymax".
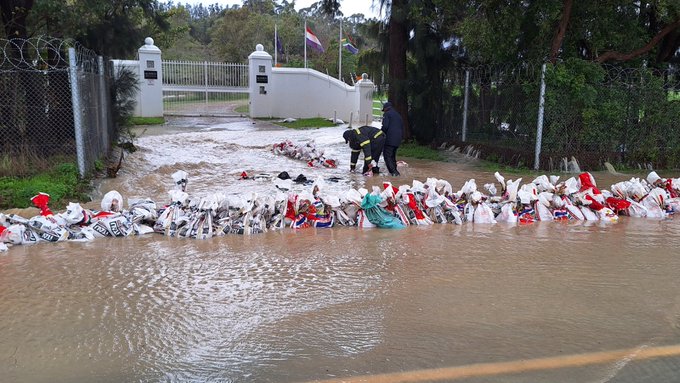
[
  {"xmin": 354, "ymin": 128, "xmax": 361, "ymax": 134},
  {"xmin": 351, "ymin": 149, "xmax": 361, "ymax": 153},
  {"xmin": 365, "ymin": 156, "xmax": 373, "ymax": 161},
  {"xmin": 374, "ymin": 131, "xmax": 383, "ymax": 138},
  {"xmin": 350, "ymin": 162, "xmax": 357, "ymax": 165},
  {"xmin": 360, "ymin": 140, "xmax": 370, "ymax": 147}
]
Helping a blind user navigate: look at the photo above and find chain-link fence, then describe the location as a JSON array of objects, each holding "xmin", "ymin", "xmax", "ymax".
[
  {"xmin": 0, "ymin": 36, "xmax": 115, "ymax": 178},
  {"xmin": 436, "ymin": 61, "xmax": 680, "ymax": 171}
]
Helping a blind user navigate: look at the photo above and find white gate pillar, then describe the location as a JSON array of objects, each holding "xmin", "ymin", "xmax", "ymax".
[
  {"xmin": 137, "ymin": 37, "xmax": 163, "ymax": 117},
  {"xmin": 248, "ymin": 44, "xmax": 273, "ymax": 118},
  {"xmin": 356, "ymin": 73, "xmax": 374, "ymax": 125}
]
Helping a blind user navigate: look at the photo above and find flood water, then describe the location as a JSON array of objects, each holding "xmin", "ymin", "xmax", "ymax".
[{"xmin": 2, "ymin": 117, "xmax": 680, "ymax": 383}]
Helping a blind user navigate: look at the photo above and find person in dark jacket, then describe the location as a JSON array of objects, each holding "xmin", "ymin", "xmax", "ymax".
[
  {"xmin": 381, "ymin": 102, "xmax": 403, "ymax": 176},
  {"xmin": 342, "ymin": 125, "xmax": 385, "ymax": 174}
]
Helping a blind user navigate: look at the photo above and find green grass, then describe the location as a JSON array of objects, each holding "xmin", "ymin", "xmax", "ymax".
[
  {"xmin": 131, "ymin": 116, "xmax": 165, "ymax": 125},
  {"xmin": 274, "ymin": 117, "xmax": 337, "ymax": 129},
  {"xmin": 373, "ymin": 99, "xmax": 385, "ymax": 118},
  {"xmin": 235, "ymin": 104, "xmax": 249, "ymax": 114},
  {"xmin": 398, "ymin": 141, "xmax": 445, "ymax": 161},
  {"xmin": 669, "ymin": 90, "xmax": 680, "ymax": 102},
  {"xmin": 478, "ymin": 160, "xmax": 538, "ymax": 175},
  {"xmin": 0, "ymin": 162, "xmax": 90, "ymax": 209}
]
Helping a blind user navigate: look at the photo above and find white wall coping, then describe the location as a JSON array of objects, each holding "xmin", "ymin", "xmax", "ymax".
[
  {"xmin": 138, "ymin": 37, "xmax": 160, "ymax": 53},
  {"xmin": 272, "ymin": 67, "xmax": 354, "ymax": 91},
  {"xmin": 111, "ymin": 59, "xmax": 139, "ymax": 66}
]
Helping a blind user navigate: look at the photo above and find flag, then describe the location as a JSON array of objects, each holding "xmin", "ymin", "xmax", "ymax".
[
  {"xmin": 276, "ymin": 34, "xmax": 285, "ymax": 56},
  {"xmin": 305, "ymin": 27, "xmax": 324, "ymax": 53},
  {"xmin": 341, "ymin": 38, "xmax": 358, "ymax": 55}
]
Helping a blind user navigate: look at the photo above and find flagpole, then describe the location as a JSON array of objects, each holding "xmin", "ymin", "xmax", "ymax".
[
  {"xmin": 304, "ymin": 19, "xmax": 307, "ymax": 69},
  {"xmin": 338, "ymin": 19, "xmax": 342, "ymax": 80},
  {"xmin": 274, "ymin": 23, "xmax": 278, "ymax": 66}
]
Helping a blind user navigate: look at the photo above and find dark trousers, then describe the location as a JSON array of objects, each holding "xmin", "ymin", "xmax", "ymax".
[
  {"xmin": 363, "ymin": 136, "xmax": 385, "ymax": 173},
  {"xmin": 383, "ymin": 145, "xmax": 399, "ymax": 175}
]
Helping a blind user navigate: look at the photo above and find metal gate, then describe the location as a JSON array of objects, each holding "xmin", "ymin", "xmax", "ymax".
[{"xmin": 162, "ymin": 60, "xmax": 249, "ymax": 116}]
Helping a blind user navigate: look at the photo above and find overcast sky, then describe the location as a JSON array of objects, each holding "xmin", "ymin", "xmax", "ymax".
[{"xmin": 169, "ymin": 0, "xmax": 383, "ymax": 19}]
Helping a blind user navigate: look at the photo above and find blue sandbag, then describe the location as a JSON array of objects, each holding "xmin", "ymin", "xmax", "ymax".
[{"xmin": 361, "ymin": 194, "xmax": 405, "ymax": 229}]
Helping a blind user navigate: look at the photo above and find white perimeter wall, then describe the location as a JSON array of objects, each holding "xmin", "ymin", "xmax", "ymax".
[
  {"xmin": 269, "ymin": 67, "xmax": 358, "ymax": 122},
  {"xmin": 111, "ymin": 42, "xmax": 374, "ymax": 123}
]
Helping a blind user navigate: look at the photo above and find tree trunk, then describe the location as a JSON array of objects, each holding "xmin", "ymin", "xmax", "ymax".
[
  {"xmin": 595, "ymin": 18, "xmax": 680, "ymax": 63},
  {"xmin": 549, "ymin": 0, "xmax": 574, "ymax": 64},
  {"xmin": 387, "ymin": 0, "xmax": 410, "ymax": 140}
]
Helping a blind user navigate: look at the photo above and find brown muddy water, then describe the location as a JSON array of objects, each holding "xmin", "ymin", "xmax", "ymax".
[{"xmin": 1, "ymin": 117, "xmax": 680, "ymax": 383}]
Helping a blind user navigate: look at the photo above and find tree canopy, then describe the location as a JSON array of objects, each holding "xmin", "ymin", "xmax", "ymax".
[{"xmin": 3, "ymin": 0, "xmax": 679, "ymax": 166}]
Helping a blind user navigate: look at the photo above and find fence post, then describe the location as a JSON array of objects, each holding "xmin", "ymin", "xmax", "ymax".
[
  {"xmin": 534, "ymin": 63, "xmax": 547, "ymax": 170},
  {"xmin": 204, "ymin": 61, "xmax": 209, "ymax": 104},
  {"xmin": 98, "ymin": 56, "xmax": 109, "ymax": 154},
  {"xmin": 68, "ymin": 47, "xmax": 86, "ymax": 177},
  {"xmin": 462, "ymin": 69, "xmax": 470, "ymax": 142}
]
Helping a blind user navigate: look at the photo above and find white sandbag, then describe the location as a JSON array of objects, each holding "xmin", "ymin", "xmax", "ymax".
[
  {"xmin": 496, "ymin": 203, "xmax": 517, "ymax": 223},
  {"xmin": 536, "ymin": 203, "xmax": 553, "ymax": 221},
  {"xmin": 27, "ymin": 216, "xmax": 69, "ymax": 242},
  {"xmin": 127, "ymin": 200, "xmax": 158, "ymax": 224},
  {"xmin": 393, "ymin": 205, "xmax": 411, "ymax": 226},
  {"xmin": 667, "ymin": 198, "xmax": 680, "ymax": 214},
  {"xmin": 5, "ymin": 224, "xmax": 40, "ymax": 245},
  {"xmin": 565, "ymin": 204, "xmax": 585, "ymax": 220},
  {"xmin": 356, "ymin": 210, "xmax": 376, "ymax": 228},
  {"xmin": 563, "ymin": 177, "xmax": 580, "ymax": 195},
  {"xmin": 464, "ymin": 202, "xmax": 475, "ymax": 223},
  {"xmin": 345, "ymin": 189, "xmax": 363, "ymax": 205},
  {"xmin": 641, "ymin": 199, "xmax": 665, "ymax": 219},
  {"xmin": 473, "ymin": 203, "xmax": 496, "ymax": 224},
  {"xmin": 536, "ymin": 192, "xmax": 554, "ymax": 221},
  {"xmin": 101, "ymin": 190, "xmax": 124, "ymax": 212},
  {"xmin": 626, "ymin": 199, "xmax": 647, "ymax": 218},
  {"xmin": 597, "ymin": 207, "xmax": 618, "ymax": 222},
  {"xmin": 641, "ymin": 188, "xmax": 667, "ymax": 218},
  {"xmin": 532, "ymin": 175, "xmax": 555, "ymax": 192},
  {"xmin": 646, "ymin": 171, "xmax": 661, "ymax": 185},
  {"xmin": 133, "ymin": 224, "xmax": 155, "ymax": 235},
  {"xmin": 483, "ymin": 183, "xmax": 497, "ymax": 196},
  {"xmin": 505, "ymin": 178, "xmax": 522, "ymax": 201},
  {"xmin": 88, "ymin": 215, "xmax": 133, "ymax": 237},
  {"xmin": 172, "ymin": 170, "xmax": 188, "ymax": 191},
  {"xmin": 494, "ymin": 172, "xmax": 506, "ymax": 189},
  {"xmin": 581, "ymin": 206, "xmax": 599, "ymax": 221},
  {"xmin": 60, "ymin": 202, "xmax": 91, "ymax": 225},
  {"xmin": 168, "ymin": 190, "xmax": 189, "ymax": 205},
  {"xmin": 447, "ymin": 208, "xmax": 463, "ymax": 225},
  {"xmin": 425, "ymin": 189, "xmax": 446, "ymax": 208},
  {"xmin": 457, "ymin": 179, "xmax": 477, "ymax": 195},
  {"xmin": 435, "ymin": 179, "xmax": 453, "ymax": 196}
]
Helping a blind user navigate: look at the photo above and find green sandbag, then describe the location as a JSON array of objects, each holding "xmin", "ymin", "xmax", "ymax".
[{"xmin": 361, "ymin": 194, "xmax": 405, "ymax": 229}]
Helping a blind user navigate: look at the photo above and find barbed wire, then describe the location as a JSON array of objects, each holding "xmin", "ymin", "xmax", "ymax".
[
  {"xmin": 0, "ymin": 36, "xmax": 99, "ymax": 72},
  {"xmin": 448, "ymin": 61, "xmax": 679, "ymax": 89},
  {"xmin": 462, "ymin": 62, "xmax": 544, "ymax": 84}
]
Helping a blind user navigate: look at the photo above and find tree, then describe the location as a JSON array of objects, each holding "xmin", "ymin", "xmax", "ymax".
[
  {"xmin": 212, "ymin": 7, "xmax": 271, "ymax": 62},
  {"xmin": 381, "ymin": 0, "xmax": 410, "ymax": 139},
  {"xmin": 1, "ymin": 0, "xmax": 33, "ymax": 40}
]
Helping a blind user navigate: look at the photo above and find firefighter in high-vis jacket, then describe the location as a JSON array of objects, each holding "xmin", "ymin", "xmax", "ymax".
[{"xmin": 342, "ymin": 126, "xmax": 386, "ymax": 174}]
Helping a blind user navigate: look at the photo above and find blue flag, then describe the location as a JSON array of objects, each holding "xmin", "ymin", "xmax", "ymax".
[{"xmin": 276, "ymin": 34, "xmax": 285, "ymax": 56}]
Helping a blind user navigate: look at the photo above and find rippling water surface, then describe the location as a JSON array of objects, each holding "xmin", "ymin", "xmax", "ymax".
[{"xmin": 2, "ymin": 118, "xmax": 680, "ymax": 382}]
